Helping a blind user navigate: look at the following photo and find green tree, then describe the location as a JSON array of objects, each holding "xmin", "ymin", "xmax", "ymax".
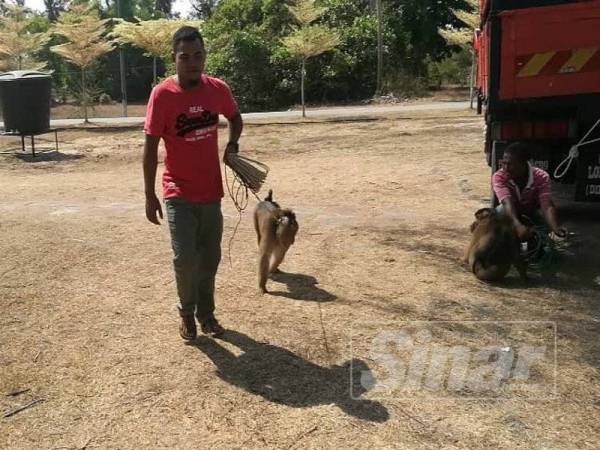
[
  {"xmin": 43, "ymin": 0, "xmax": 67, "ymax": 22},
  {"xmin": 190, "ymin": 0, "xmax": 218, "ymax": 20},
  {"xmin": 201, "ymin": 0, "xmax": 295, "ymax": 111},
  {"xmin": 437, "ymin": 0, "xmax": 478, "ymax": 98},
  {"xmin": 384, "ymin": 0, "xmax": 471, "ymax": 76},
  {"xmin": 283, "ymin": 0, "xmax": 339, "ymax": 117},
  {"xmin": 316, "ymin": 0, "xmax": 379, "ymax": 101},
  {"xmin": 154, "ymin": 0, "xmax": 173, "ymax": 17},
  {"xmin": 50, "ymin": 5, "xmax": 114, "ymax": 122},
  {"xmin": 206, "ymin": 29, "xmax": 280, "ymax": 111}
]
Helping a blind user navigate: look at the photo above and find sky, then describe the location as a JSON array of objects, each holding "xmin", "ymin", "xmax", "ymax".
[{"xmin": 23, "ymin": 0, "xmax": 193, "ymax": 18}]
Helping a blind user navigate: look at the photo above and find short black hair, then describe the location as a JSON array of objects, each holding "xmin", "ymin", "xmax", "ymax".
[
  {"xmin": 172, "ymin": 26, "xmax": 204, "ymax": 53},
  {"xmin": 504, "ymin": 142, "xmax": 531, "ymax": 163}
]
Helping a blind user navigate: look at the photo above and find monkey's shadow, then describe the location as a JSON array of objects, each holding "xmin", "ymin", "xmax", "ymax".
[
  {"xmin": 193, "ymin": 330, "xmax": 389, "ymax": 422},
  {"xmin": 268, "ymin": 271, "xmax": 336, "ymax": 302}
]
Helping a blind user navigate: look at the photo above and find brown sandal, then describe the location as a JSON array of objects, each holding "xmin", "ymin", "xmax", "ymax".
[
  {"xmin": 179, "ymin": 315, "xmax": 197, "ymax": 341},
  {"xmin": 200, "ymin": 315, "xmax": 225, "ymax": 336}
]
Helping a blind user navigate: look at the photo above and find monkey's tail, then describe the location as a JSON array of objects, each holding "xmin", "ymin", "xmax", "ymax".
[{"xmin": 265, "ymin": 189, "xmax": 273, "ymax": 202}]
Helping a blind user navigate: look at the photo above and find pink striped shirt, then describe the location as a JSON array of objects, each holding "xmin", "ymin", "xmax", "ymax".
[{"xmin": 492, "ymin": 164, "xmax": 552, "ymax": 213}]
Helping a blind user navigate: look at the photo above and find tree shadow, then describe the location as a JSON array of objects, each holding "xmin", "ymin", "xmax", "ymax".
[
  {"xmin": 268, "ymin": 271, "xmax": 336, "ymax": 302},
  {"xmin": 193, "ymin": 330, "xmax": 389, "ymax": 422}
]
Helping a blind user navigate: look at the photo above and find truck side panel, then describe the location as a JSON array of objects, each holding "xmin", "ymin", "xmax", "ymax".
[
  {"xmin": 498, "ymin": 1, "xmax": 600, "ymax": 100},
  {"xmin": 480, "ymin": 0, "xmax": 594, "ymax": 21}
]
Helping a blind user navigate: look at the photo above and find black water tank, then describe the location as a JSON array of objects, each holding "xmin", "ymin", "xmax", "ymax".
[{"xmin": 0, "ymin": 70, "xmax": 52, "ymax": 134}]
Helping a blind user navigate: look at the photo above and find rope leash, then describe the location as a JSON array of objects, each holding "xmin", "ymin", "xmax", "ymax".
[{"xmin": 519, "ymin": 215, "xmax": 562, "ymax": 272}]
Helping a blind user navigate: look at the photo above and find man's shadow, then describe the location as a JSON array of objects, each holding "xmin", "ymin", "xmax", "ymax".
[
  {"xmin": 268, "ymin": 271, "xmax": 336, "ymax": 302},
  {"xmin": 193, "ymin": 330, "xmax": 388, "ymax": 422}
]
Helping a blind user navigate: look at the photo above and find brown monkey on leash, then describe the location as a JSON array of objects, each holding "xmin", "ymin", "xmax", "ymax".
[
  {"xmin": 464, "ymin": 207, "xmax": 527, "ymax": 282},
  {"xmin": 253, "ymin": 190, "xmax": 299, "ymax": 294}
]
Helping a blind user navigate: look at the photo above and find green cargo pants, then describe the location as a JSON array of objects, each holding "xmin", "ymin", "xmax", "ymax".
[{"xmin": 165, "ymin": 198, "xmax": 223, "ymax": 320}]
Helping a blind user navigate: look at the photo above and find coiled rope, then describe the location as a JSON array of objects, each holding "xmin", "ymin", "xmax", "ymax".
[
  {"xmin": 223, "ymin": 151, "xmax": 270, "ymax": 266},
  {"xmin": 554, "ymin": 119, "xmax": 600, "ymax": 179}
]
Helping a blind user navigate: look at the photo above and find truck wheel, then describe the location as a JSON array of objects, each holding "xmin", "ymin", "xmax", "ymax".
[{"xmin": 477, "ymin": 94, "xmax": 483, "ymax": 115}]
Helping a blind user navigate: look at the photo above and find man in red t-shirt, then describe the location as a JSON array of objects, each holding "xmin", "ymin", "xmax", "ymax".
[{"xmin": 143, "ymin": 26, "xmax": 243, "ymax": 340}]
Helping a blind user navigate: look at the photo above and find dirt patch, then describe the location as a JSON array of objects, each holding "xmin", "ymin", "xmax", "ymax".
[{"xmin": 1, "ymin": 109, "xmax": 598, "ymax": 449}]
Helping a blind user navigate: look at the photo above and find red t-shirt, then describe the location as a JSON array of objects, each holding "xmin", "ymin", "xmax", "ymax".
[
  {"xmin": 144, "ymin": 75, "xmax": 238, "ymax": 203},
  {"xmin": 492, "ymin": 164, "xmax": 552, "ymax": 213}
]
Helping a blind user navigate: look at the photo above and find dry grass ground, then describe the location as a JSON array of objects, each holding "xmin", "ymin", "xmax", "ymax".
[{"xmin": 0, "ymin": 109, "xmax": 598, "ymax": 449}]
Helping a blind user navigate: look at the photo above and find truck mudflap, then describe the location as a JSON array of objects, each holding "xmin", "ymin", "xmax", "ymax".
[{"xmin": 575, "ymin": 145, "xmax": 600, "ymax": 201}]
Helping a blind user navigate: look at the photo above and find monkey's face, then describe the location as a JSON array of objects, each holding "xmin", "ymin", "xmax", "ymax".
[
  {"xmin": 474, "ymin": 207, "xmax": 495, "ymax": 221},
  {"xmin": 470, "ymin": 208, "xmax": 497, "ymax": 233}
]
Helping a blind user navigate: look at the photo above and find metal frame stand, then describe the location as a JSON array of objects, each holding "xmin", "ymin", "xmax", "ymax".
[{"xmin": 2, "ymin": 129, "xmax": 59, "ymax": 157}]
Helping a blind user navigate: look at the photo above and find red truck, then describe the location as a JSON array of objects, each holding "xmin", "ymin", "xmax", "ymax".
[{"xmin": 474, "ymin": 0, "xmax": 600, "ymax": 203}]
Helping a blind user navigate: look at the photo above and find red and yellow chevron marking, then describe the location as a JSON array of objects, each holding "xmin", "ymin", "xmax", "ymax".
[{"xmin": 516, "ymin": 47, "xmax": 600, "ymax": 77}]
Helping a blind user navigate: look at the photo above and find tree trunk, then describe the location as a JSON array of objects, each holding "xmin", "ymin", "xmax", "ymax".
[
  {"xmin": 82, "ymin": 68, "xmax": 88, "ymax": 124},
  {"xmin": 153, "ymin": 56, "xmax": 157, "ymax": 86},
  {"xmin": 469, "ymin": 50, "xmax": 476, "ymax": 109},
  {"xmin": 117, "ymin": 0, "xmax": 128, "ymax": 117},
  {"xmin": 376, "ymin": 0, "xmax": 383, "ymax": 96},
  {"xmin": 301, "ymin": 59, "xmax": 306, "ymax": 118},
  {"xmin": 119, "ymin": 48, "xmax": 128, "ymax": 117}
]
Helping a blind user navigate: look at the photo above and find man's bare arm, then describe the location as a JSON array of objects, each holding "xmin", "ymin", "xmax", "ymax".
[
  {"xmin": 143, "ymin": 134, "xmax": 163, "ymax": 225},
  {"xmin": 228, "ymin": 111, "xmax": 243, "ymax": 144},
  {"xmin": 224, "ymin": 112, "xmax": 243, "ymax": 157},
  {"xmin": 501, "ymin": 197, "xmax": 531, "ymax": 240},
  {"xmin": 541, "ymin": 201, "xmax": 566, "ymax": 237}
]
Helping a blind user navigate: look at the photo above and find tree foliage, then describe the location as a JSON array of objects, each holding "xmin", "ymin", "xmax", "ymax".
[
  {"xmin": 283, "ymin": 24, "xmax": 339, "ymax": 59},
  {"xmin": 112, "ymin": 18, "xmax": 203, "ymax": 83},
  {"xmin": 50, "ymin": 5, "xmax": 114, "ymax": 121},
  {"xmin": 0, "ymin": 0, "xmax": 476, "ymax": 113},
  {"xmin": 112, "ymin": 18, "xmax": 202, "ymax": 60},
  {"xmin": 190, "ymin": 0, "xmax": 218, "ymax": 20},
  {"xmin": 43, "ymin": 0, "xmax": 67, "ymax": 22},
  {"xmin": 287, "ymin": 0, "xmax": 326, "ymax": 26},
  {"xmin": 282, "ymin": 0, "xmax": 339, "ymax": 116},
  {"xmin": 439, "ymin": 0, "xmax": 478, "ymax": 48},
  {"xmin": 51, "ymin": 6, "xmax": 114, "ymax": 69},
  {"xmin": 0, "ymin": 5, "xmax": 50, "ymax": 70}
]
